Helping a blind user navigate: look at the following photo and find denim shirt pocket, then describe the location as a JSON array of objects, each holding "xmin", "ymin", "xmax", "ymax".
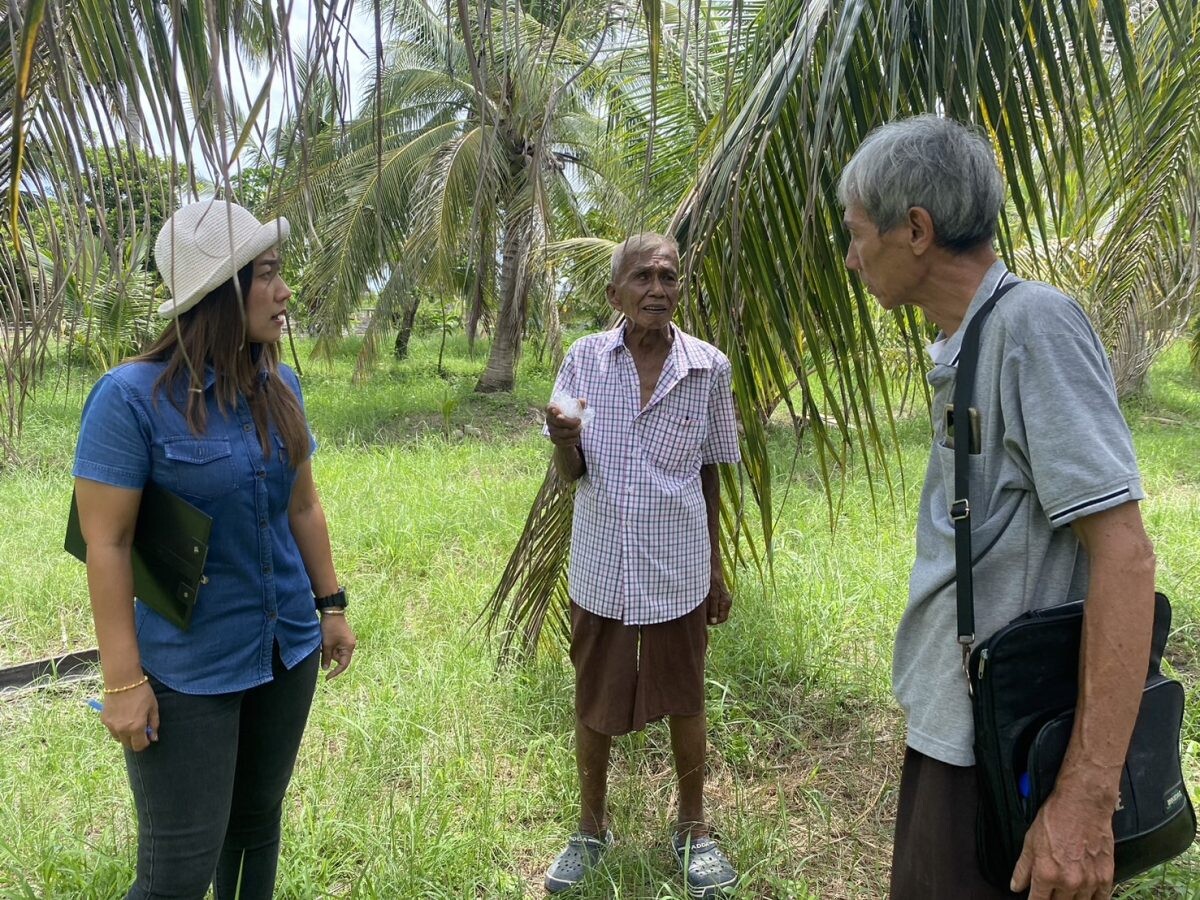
[{"xmin": 159, "ymin": 437, "xmax": 238, "ymax": 500}]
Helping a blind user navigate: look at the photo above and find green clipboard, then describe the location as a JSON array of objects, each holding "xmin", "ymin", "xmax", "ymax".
[{"xmin": 65, "ymin": 481, "xmax": 212, "ymax": 631}]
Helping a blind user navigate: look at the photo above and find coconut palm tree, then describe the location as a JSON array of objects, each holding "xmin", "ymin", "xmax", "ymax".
[
  {"xmin": 1056, "ymin": 5, "xmax": 1200, "ymax": 397},
  {"xmin": 484, "ymin": 0, "xmax": 1200, "ymax": 659},
  {"xmin": 272, "ymin": 0, "xmax": 626, "ymax": 390},
  {"xmin": 1, "ymin": 0, "xmax": 402, "ymax": 447},
  {"xmin": 0, "ymin": 0, "xmax": 328, "ymax": 462}
]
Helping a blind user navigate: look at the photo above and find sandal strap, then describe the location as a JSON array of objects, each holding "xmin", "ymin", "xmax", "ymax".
[{"xmin": 568, "ymin": 830, "xmax": 611, "ymax": 849}]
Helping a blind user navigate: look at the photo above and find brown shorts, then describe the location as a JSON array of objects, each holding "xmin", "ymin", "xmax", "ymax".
[
  {"xmin": 890, "ymin": 746, "xmax": 1025, "ymax": 899},
  {"xmin": 570, "ymin": 600, "xmax": 708, "ymax": 737}
]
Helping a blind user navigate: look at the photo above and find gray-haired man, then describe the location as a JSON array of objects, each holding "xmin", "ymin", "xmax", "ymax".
[
  {"xmin": 838, "ymin": 115, "xmax": 1156, "ymax": 898},
  {"xmin": 542, "ymin": 234, "xmax": 741, "ymax": 897}
]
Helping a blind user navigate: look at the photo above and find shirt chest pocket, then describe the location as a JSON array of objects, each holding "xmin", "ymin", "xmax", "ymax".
[
  {"xmin": 642, "ymin": 412, "xmax": 707, "ymax": 474},
  {"xmin": 159, "ymin": 437, "xmax": 238, "ymax": 500}
]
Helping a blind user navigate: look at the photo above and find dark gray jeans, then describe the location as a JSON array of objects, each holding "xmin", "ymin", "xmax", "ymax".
[{"xmin": 123, "ymin": 645, "xmax": 320, "ymax": 900}]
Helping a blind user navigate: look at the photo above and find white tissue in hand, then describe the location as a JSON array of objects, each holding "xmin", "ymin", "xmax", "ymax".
[{"xmin": 550, "ymin": 390, "xmax": 594, "ymax": 427}]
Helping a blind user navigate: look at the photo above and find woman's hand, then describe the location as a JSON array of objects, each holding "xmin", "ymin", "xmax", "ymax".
[
  {"xmin": 101, "ymin": 682, "xmax": 159, "ymax": 752},
  {"xmin": 320, "ymin": 614, "xmax": 357, "ymax": 680}
]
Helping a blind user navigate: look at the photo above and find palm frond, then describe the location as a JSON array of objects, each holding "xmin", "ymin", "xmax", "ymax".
[
  {"xmin": 479, "ymin": 464, "xmax": 574, "ymax": 663},
  {"xmin": 485, "ymin": 0, "xmax": 1200, "ymax": 661}
]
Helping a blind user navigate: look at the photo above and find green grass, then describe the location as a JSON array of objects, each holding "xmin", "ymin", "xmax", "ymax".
[{"xmin": 0, "ymin": 335, "xmax": 1197, "ymax": 898}]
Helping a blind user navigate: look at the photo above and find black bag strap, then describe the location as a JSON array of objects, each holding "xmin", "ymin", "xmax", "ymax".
[{"xmin": 951, "ymin": 274, "xmax": 1021, "ymax": 670}]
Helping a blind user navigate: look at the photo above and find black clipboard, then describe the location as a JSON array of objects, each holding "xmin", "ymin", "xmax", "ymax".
[{"xmin": 65, "ymin": 481, "xmax": 212, "ymax": 631}]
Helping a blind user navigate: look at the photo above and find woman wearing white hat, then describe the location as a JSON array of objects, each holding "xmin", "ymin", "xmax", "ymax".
[{"xmin": 72, "ymin": 199, "xmax": 357, "ymax": 899}]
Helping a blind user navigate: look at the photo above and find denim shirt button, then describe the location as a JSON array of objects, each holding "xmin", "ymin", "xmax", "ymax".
[
  {"xmin": 259, "ymin": 518, "xmax": 267, "ymax": 528},
  {"xmin": 243, "ymin": 423, "xmax": 253, "ymax": 432},
  {"xmin": 256, "ymin": 469, "xmax": 265, "ymax": 478},
  {"xmin": 262, "ymin": 564, "xmax": 271, "ymax": 574}
]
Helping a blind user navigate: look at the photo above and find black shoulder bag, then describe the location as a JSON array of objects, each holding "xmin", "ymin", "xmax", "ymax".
[{"xmin": 952, "ymin": 278, "xmax": 1196, "ymax": 887}]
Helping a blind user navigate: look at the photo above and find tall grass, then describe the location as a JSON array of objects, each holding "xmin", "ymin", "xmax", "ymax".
[{"xmin": 0, "ymin": 335, "xmax": 1196, "ymax": 898}]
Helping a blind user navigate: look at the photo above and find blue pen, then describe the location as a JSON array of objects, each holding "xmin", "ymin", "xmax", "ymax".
[{"xmin": 87, "ymin": 699, "xmax": 156, "ymax": 739}]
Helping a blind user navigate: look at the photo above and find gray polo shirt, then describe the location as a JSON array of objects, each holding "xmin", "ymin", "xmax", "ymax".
[{"xmin": 895, "ymin": 261, "xmax": 1144, "ymax": 766}]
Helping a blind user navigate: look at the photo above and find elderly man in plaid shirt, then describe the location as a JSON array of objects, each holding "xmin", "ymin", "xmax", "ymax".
[{"xmin": 541, "ymin": 234, "xmax": 741, "ymax": 898}]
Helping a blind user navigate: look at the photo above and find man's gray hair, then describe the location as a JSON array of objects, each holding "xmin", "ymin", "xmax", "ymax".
[
  {"xmin": 610, "ymin": 232, "xmax": 679, "ymax": 281},
  {"xmin": 837, "ymin": 115, "xmax": 1004, "ymax": 252}
]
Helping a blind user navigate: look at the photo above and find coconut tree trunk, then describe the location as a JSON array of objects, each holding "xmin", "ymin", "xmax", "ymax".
[
  {"xmin": 394, "ymin": 291, "xmax": 421, "ymax": 359},
  {"xmin": 466, "ymin": 211, "xmax": 492, "ymax": 350},
  {"xmin": 475, "ymin": 204, "xmax": 531, "ymax": 393}
]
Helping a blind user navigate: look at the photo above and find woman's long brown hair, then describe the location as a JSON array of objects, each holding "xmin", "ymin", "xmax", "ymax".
[{"xmin": 133, "ymin": 263, "xmax": 311, "ymax": 467}]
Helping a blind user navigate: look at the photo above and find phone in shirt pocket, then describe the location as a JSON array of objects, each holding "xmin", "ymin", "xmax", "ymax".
[{"xmin": 944, "ymin": 404, "xmax": 981, "ymax": 455}]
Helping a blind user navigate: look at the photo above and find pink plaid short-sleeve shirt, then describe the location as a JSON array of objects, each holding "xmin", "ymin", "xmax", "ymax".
[{"xmin": 547, "ymin": 323, "xmax": 741, "ymax": 625}]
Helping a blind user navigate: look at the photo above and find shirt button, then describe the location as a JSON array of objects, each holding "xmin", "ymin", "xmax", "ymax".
[
  {"xmin": 259, "ymin": 518, "xmax": 268, "ymax": 528},
  {"xmin": 243, "ymin": 423, "xmax": 253, "ymax": 432},
  {"xmin": 262, "ymin": 565, "xmax": 272, "ymax": 574},
  {"xmin": 256, "ymin": 469, "xmax": 265, "ymax": 478},
  {"xmin": 267, "ymin": 611, "xmax": 277, "ymax": 621}
]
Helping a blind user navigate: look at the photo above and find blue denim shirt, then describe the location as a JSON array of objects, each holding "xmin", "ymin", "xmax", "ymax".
[{"xmin": 73, "ymin": 359, "xmax": 322, "ymax": 694}]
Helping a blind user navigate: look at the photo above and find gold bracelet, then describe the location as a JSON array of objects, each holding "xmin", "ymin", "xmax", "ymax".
[
  {"xmin": 102, "ymin": 675, "xmax": 149, "ymax": 694},
  {"xmin": 319, "ymin": 608, "xmax": 346, "ymax": 616}
]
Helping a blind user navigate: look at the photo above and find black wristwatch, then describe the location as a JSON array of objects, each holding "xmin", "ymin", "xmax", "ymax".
[{"xmin": 314, "ymin": 587, "xmax": 347, "ymax": 612}]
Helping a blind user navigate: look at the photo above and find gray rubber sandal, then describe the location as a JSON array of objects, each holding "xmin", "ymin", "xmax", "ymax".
[
  {"xmin": 672, "ymin": 832, "xmax": 739, "ymax": 898},
  {"xmin": 544, "ymin": 830, "xmax": 613, "ymax": 893}
]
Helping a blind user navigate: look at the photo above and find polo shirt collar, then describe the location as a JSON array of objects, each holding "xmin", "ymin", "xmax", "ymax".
[{"xmin": 937, "ymin": 260, "xmax": 1011, "ymax": 368}]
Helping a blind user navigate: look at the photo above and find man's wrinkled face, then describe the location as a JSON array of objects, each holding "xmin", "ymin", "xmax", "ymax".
[
  {"xmin": 842, "ymin": 201, "xmax": 920, "ymax": 311},
  {"xmin": 607, "ymin": 242, "xmax": 681, "ymax": 329}
]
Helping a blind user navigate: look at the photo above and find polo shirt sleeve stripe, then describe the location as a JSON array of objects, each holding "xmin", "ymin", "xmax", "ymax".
[
  {"xmin": 1047, "ymin": 485, "xmax": 1137, "ymax": 526},
  {"xmin": 1002, "ymin": 321, "xmax": 1143, "ymax": 530}
]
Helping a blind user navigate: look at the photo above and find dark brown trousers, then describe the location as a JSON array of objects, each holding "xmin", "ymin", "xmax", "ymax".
[
  {"xmin": 570, "ymin": 600, "xmax": 708, "ymax": 737},
  {"xmin": 890, "ymin": 746, "xmax": 1026, "ymax": 899}
]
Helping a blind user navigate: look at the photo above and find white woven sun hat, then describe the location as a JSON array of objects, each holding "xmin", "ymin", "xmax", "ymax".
[{"xmin": 154, "ymin": 199, "xmax": 291, "ymax": 319}]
